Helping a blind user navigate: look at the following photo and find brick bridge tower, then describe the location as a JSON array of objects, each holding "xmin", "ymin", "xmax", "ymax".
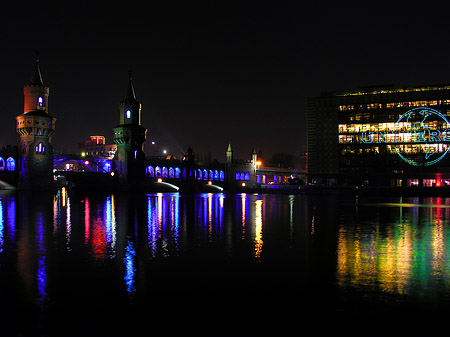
[
  {"xmin": 16, "ymin": 54, "xmax": 56, "ymax": 190},
  {"xmin": 113, "ymin": 71, "xmax": 147, "ymax": 186}
]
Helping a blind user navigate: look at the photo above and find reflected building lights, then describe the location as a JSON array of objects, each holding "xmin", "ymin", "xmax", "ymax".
[
  {"xmin": 65, "ymin": 192, "xmax": 71, "ymax": 251},
  {"xmin": 84, "ymin": 197, "xmax": 90, "ymax": 245},
  {"xmin": 254, "ymin": 199, "xmax": 263, "ymax": 259},
  {"xmin": 124, "ymin": 240, "xmax": 136, "ymax": 296},
  {"xmin": 36, "ymin": 213, "xmax": 47, "ymax": 305},
  {"xmin": 337, "ymin": 203, "xmax": 450, "ymax": 296},
  {"xmin": 0, "ymin": 198, "xmax": 3, "ymax": 253},
  {"xmin": 241, "ymin": 194, "xmax": 247, "ymax": 239},
  {"xmin": 6, "ymin": 197, "xmax": 15, "ymax": 242},
  {"xmin": 147, "ymin": 194, "xmax": 180, "ymax": 258}
]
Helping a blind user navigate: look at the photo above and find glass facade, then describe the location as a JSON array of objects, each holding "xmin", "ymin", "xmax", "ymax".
[{"xmin": 307, "ymin": 85, "xmax": 450, "ymax": 186}]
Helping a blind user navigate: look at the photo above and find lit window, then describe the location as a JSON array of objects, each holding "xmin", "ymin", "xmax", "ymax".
[
  {"xmin": 148, "ymin": 166, "xmax": 154, "ymax": 176},
  {"xmin": 35, "ymin": 143, "xmax": 45, "ymax": 153},
  {"xmin": 0, "ymin": 157, "xmax": 4, "ymax": 171},
  {"xmin": 38, "ymin": 97, "xmax": 43, "ymax": 107},
  {"xmin": 6, "ymin": 158, "xmax": 15, "ymax": 171},
  {"xmin": 126, "ymin": 110, "xmax": 131, "ymax": 119},
  {"xmin": 175, "ymin": 167, "xmax": 181, "ymax": 179}
]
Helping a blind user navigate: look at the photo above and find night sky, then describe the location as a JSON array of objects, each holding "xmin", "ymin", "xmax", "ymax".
[{"xmin": 2, "ymin": 2, "xmax": 450, "ymax": 163}]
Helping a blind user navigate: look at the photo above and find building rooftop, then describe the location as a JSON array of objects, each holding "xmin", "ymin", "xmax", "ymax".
[{"xmin": 319, "ymin": 84, "xmax": 450, "ymax": 97}]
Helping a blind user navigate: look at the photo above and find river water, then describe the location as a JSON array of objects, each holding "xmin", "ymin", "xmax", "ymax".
[{"xmin": 1, "ymin": 190, "xmax": 450, "ymax": 334}]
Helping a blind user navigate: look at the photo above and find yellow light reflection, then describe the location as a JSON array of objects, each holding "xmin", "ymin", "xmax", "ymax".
[
  {"xmin": 254, "ymin": 199, "xmax": 263, "ymax": 259},
  {"xmin": 336, "ymin": 204, "xmax": 450, "ymax": 295}
]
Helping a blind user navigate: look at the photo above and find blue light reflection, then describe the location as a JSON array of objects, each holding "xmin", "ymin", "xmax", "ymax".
[
  {"xmin": 124, "ymin": 240, "xmax": 136, "ymax": 296},
  {"xmin": 147, "ymin": 193, "xmax": 180, "ymax": 258}
]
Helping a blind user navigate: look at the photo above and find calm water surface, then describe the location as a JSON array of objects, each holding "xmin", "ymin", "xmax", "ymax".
[{"xmin": 1, "ymin": 190, "xmax": 450, "ymax": 334}]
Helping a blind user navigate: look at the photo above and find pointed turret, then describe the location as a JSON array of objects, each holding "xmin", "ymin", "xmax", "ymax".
[
  {"xmin": 30, "ymin": 52, "xmax": 44, "ymax": 86},
  {"xmin": 24, "ymin": 53, "xmax": 49, "ymax": 114},
  {"xmin": 226, "ymin": 142, "xmax": 233, "ymax": 165},
  {"xmin": 125, "ymin": 70, "xmax": 136, "ymax": 101}
]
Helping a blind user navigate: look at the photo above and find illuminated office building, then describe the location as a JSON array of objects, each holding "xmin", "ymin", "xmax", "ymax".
[{"xmin": 307, "ymin": 85, "xmax": 450, "ymax": 187}]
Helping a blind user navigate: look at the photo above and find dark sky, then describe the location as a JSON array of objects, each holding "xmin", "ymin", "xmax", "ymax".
[{"xmin": 2, "ymin": 1, "xmax": 449, "ymax": 162}]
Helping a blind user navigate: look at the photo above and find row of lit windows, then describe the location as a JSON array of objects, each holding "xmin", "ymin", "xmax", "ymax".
[
  {"xmin": 236, "ymin": 171, "xmax": 251, "ymax": 181},
  {"xmin": 339, "ymin": 100, "xmax": 450, "ymax": 111},
  {"xmin": 0, "ymin": 157, "xmax": 15, "ymax": 171},
  {"xmin": 387, "ymin": 143, "xmax": 448, "ymax": 154},
  {"xmin": 147, "ymin": 166, "xmax": 182, "ymax": 179},
  {"xmin": 339, "ymin": 121, "xmax": 448, "ymax": 134},
  {"xmin": 339, "ymin": 131, "xmax": 450, "ymax": 144},
  {"xmin": 335, "ymin": 86, "xmax": 450, "ymax": 97},
  {"xmin": 340, "ymin": 144, "xmax": 448, "ymax": 155},
  {"xmin": 17, "ymin": 120, "xmax": 52, "ymax": 126},
  {"xmin": 196, "ymin": 169, "xmax": 225, "ymax": 181}
]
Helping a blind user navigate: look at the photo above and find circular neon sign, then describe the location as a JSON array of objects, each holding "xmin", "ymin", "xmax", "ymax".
[{"xmin": 394, "ymin": 107, "xmax": 450, "ymax": 166}]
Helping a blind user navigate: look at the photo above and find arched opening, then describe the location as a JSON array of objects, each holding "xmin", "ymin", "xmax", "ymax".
[
  {"xmin": 6, "ymin": 157, "xmax": 16, "ymax": 171},
  {"xmin": 162, "ymin": 167, "xmax": 168, "ymax": 178},
  {"xmin": 236, "ymin": 171, "xmax": 240, "ymax": 180},
  {"xmin": 0, "ymin": 157, "xmax": 4, "ymax": 171},
  {"xmin": 155, "ymin": 166, "xmax": 161, "ymax": 177},
  {"xmin": 244, "ymin": 172, "xmax": 250, "ymax": 180},
  {"xmin": 197, "ymin": 169, "xmax": 202, "ymax": 180},
  {"xmin": 175, "ymin": 167, "xmax": 181, "ymax": 179},
  {"xmin": 214, "ymin": 170, "xmax": 219, "ymax": 181},
  {"xmin": 169, "ymin": 167, "xmax": 175, "ymax": 178},
  {"xmin": 203, "ymin": 169, "xmax": 208, "ymax": 180},
  {"xmin": 147, "ymin": 166, "xmax": 154, "ymax": 177},
  {"xmin": 220, "ymin": 170, "xmax": 225, "ymax": 181}
]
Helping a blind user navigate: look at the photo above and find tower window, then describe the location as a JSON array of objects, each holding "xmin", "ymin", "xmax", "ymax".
[
  {"xmin": 35, "ymin": 143, "xmax": 46, "ymax": 154},
  {"xmin": 126, "ymin": 110, "xmax": 131, "ymax": 119},
  {"xmin": 38, "ymin": 97, "xmax": 43, "ymax": 107}
]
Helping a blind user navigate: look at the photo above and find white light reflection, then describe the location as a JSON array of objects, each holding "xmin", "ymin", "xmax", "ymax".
[
  {"xmin": 147, "ymin": 193, "xmax": 180, "ymax": 258},
  {"xmin": 65, "ymin": 192, "xmax": 71, "ymax": 251}
]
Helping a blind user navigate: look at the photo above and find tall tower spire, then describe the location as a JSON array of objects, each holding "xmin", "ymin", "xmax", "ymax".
[
  {"xmin": 30, "ymin": 51, "xmax": 44, "ymax": 86},
  {"xmin": 226, "ymin": 142, "xmax": 233, "ymax": 165},
  {"xmin": 16, "ymin": 54, "xmax": 56, "ymax": 190},
  {"xmin": 125, "ymin": 70, "xmax": 136, "ymax": 101}
]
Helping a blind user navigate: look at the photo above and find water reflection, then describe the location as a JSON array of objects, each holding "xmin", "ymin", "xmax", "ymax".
[
  {"xmin": 337, "ymin": 197, "xmax": 450, "ymax": 297},
  {"xmin": 147, "ymin": 193, "xmax": 180, "ymax": 257},
  {"xmin": 0, "ymin": 191, "xmax": 329, "ymax": 326},
  {"xmin": 82, "ymin": 195, "xmax": 117, "ymax": 259}
]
